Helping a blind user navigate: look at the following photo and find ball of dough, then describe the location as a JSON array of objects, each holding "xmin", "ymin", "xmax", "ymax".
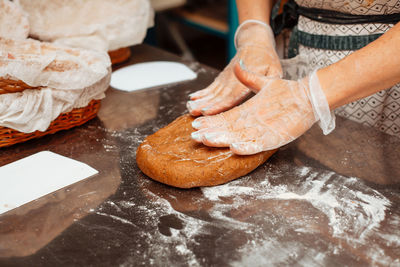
[{"xmin": 136, "ymin": 114, "xmax": 277, "ymax": 188}]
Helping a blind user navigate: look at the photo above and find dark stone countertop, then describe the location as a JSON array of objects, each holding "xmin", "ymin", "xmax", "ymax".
[{"xmin": 0, "ymin": 44, "xmax": 399, "ymax": 267}]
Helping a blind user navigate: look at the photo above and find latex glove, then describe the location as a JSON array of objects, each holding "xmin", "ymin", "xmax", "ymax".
[
  {"xmin": 187, "ymin": 20, "xmax": 282, "ymax": 116},
  {"xmin": 190, "ymin": 62, "xmax": 335, "ymax": 155}
]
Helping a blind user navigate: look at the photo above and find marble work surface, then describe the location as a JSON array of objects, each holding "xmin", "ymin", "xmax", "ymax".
[{"xmin": 0, "ymin": 45, "xmax": 399, "ymax": 266}]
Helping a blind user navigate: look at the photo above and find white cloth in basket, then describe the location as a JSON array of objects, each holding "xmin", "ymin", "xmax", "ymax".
[
  {"xmin": 0, "ymin": 38, "xmax": 111, "ymax": 133},
  {"xmin": 18, "ymin": 0, "xmax": 154, "ymax": 52},
  {"xmin": 0, "ymin": 0, "xmax": 29, "ymax": 40}
]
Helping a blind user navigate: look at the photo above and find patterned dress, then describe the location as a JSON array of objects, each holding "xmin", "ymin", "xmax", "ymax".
[{"xmin": 282, "ymin": 0, "xmax": 400, "ymax": 136}]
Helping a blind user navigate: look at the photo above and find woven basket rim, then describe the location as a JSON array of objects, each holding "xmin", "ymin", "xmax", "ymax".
[{"xmin": 0, "ymin": 99, "xmax": 101, "ymax": 148}]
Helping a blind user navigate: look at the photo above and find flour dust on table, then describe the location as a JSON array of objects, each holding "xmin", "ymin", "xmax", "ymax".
[{"xmin": 90, "ymin": 156, "xmax": 400, "ymax": 266}]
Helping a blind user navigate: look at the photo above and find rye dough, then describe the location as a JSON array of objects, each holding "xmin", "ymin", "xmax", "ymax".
[{"xmin": 136, "ymin": 114, "xmax": 277, "ymax": 188}]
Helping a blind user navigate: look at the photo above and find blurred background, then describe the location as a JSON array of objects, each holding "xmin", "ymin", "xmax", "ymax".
[{"xmin": 148, "ymin": 0, "xmax": 238, "ymax": 70}]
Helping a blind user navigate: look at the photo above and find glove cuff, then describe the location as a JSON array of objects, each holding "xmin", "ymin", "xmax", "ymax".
[
  {"xmin": 234, "ymin": 20, "xmax": 275, "ymax": 50},
  {"xmin": 308, "ymin": 69, "xmax": 336, "ymax": 135}
]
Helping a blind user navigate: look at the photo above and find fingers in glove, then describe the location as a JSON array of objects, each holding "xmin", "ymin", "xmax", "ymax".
[
  {"xmin": 187, "ymin": 63, "xmax": 232, "ymax": 102},
  {"xmin": 230, "ymin": 141, "xmax": 264, "ymax": 155},
  {"xmin": 188, "ymin": 83, "xmax": 251, "ymax": 116},
  {"xmin": 234, "ymin": 60, "xmax": 273, "ymax": 92},
  {"xmin": 198, "ymin": 126, "xmax": 262, "ymax": 147},
  {"xmin": 200, "ymin": 87, "xmax": 250, "ymax": 116},
  {"xmin": 229, "ymin": 127, "xmax": 286, "ymax": 155},
  {"xmin": 191, "ymin": 108, "xmax": 240, "ymax": 130},
  {"xmin": 192, "ymin": 128, "xmax": 233, "ymax": 147},
  {"xmin": 187, "ymin": 94, "xmax": 217, "ymax": 116},
  {"xmin": 189, "ymin": 87, "xmax": 213, "ymax": 100},
  {"xmin": 265, "ymin": 63, "xmax": 283, "ymax": 79}
]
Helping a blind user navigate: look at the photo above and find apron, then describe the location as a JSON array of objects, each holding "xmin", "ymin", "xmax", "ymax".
[{"xmin": 276, "ymin": 0, "xmax": 400, "ymax": 136}]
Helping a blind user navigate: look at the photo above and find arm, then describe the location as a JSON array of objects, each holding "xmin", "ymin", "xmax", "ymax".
[
  {"xmin": 319, "ymin": 22, "xmax": 400, "ymax": 110},
  {"xmin": 186, "ymin": 0, "xmax": 281, "ymax": 116},
  {"xmin": 190, "ymin": 22, "xmax": 400, "ymax": 155},
  {"xmin": 236, "ymin": 0, "xmax": 277, "ymax": 24}
]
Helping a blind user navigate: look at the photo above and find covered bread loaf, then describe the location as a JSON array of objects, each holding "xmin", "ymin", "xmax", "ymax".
[
  {"xmin": 0, "ymin": 37, "xmax": 111, "ymax": 133},
  {"xmin": 0, "ymin": 0, "xmax": 29, "ymax": 40},
  {"xmin": 18, "ymin": 0, "xmax": 154, "ymax": 52}
]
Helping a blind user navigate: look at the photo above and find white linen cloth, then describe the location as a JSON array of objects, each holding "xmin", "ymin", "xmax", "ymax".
[
  {"xmin": 0, "ymin": 0, "xmax": 29, "ymax": 39},
  {"xmin": 18, "ymin": 0, "xmax": 154, "ymax": 52},
  {"xmin": 0, "ymin": 38, "xmax": 111, "ymax": 133}
]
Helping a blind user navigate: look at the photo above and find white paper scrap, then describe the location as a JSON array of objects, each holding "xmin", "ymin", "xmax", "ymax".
[
  {"xmin": 0, "ymin": 151, "xmax": 98, "ymax": 215},
  {"xmin": 110, "ymin": 61, "xmax": 197, "ymax": 92}
]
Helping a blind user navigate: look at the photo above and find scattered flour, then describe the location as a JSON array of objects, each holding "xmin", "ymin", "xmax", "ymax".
[
  {"xmin": 201, "ymin": 166, "xmax": 391, "ymax": 244},
  {"xmin": 230, "ymin": 239, "xmax": 327, "ymax": 267},
  {"xmin": 95, "ymin": 211, "xmax": 138, "ymax": 228},
  {"xmin": 115, "ymin": 191, "xmax": 206, "ymax": 267},
  {"xmin": 94, "ymin": 161, "xmax": 399, "ymax": 266},
  {"xmin": 202, "ymin": 185, "xmax": 254, "ymax": 201},
  {"xmin": 199, "ymin": 165, "xmax": 396, "ymax": 265}
]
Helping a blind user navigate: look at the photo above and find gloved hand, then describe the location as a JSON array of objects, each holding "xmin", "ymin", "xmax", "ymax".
[
  {"xmin": 187, "ymin": 20, "xmax": 282, "ymax": 116},
  {"xmin": 190, "ymin": 61, "xmax": 335, "ymax": 155}
]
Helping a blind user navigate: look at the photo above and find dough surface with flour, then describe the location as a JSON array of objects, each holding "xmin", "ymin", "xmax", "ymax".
[{"xmin": 136, "ymin": 114, "xmax": 277, "ymax": 188}]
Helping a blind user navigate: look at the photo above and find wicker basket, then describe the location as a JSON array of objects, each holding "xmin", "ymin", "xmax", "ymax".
[
  {"xmin": 0, "ymin": 98, "xmax": 101, "ymax": 148},
  {"xmin": 108, "ymin": 47, "xmax": 131, "ymax": 65},
  {"xmin": 0, "ymin": 78, "xmax": 42, "ymax": 94}
]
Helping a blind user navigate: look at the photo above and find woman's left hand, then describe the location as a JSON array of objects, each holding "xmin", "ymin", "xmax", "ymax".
[{"xmin": 187, "ymin": 22, "xmax": 282, "ymax": 117}]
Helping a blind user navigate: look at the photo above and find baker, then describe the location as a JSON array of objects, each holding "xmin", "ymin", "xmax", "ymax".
[{"xmin": 187, "ymin": 0, "xmax": 400, "ymax": 155}]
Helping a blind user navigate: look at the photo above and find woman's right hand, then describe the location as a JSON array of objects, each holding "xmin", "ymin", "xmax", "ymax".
[{"xmin": 187, "ymin": 21, "xmax": 282, "ymax": 116}]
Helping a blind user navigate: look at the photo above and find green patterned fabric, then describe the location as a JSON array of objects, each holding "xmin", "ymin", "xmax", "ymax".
[
  {"xmin": 282, "ymin": 2, "xmax": 400, "ymax": 137},
  {"xmin": 288, "ymin": 26, "xmax": 383, "ymax": 58},
  {"xmin": 288, "ymin": 26, "xmax": 299, "ymax": 58}
]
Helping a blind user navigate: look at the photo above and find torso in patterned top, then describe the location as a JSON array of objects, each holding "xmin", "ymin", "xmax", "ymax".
[{"xmin": 295, "ymin": 0, "xmax": 400, "ymax": 15}]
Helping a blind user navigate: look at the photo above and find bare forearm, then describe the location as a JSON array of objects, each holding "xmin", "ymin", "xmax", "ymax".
[
  {"xmin": 236, "ymin": 0, "xmax": 277, "ymax": 24},
  {"xmin": 318, "ymin": 22, "xmax": 400, "ymax": 110}
]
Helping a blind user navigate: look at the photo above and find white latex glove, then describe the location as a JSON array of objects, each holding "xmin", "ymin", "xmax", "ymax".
[
  {"xmin": 190, "ymin": 62, "xmax": 335, "ymax": 155},
  {"xmin": 187, "ymin": 20, "xmax": 282, "ymax": 116}
]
